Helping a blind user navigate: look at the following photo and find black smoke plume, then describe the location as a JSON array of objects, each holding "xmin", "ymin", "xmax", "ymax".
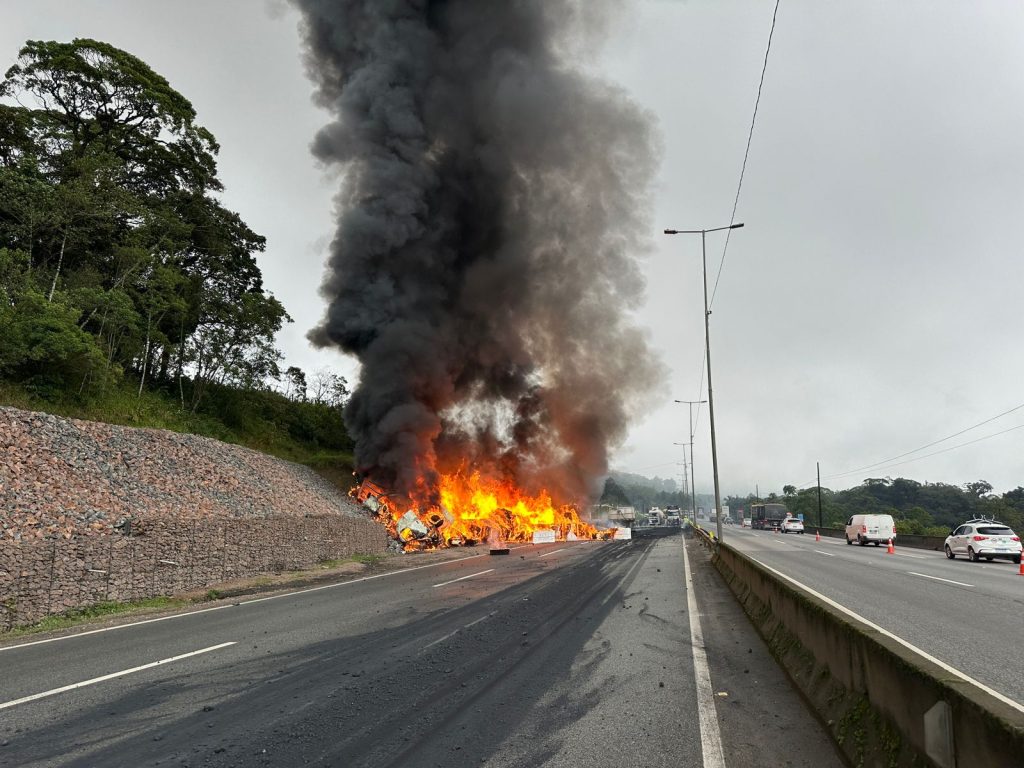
[{"xmin": 293, "ymin": 0, "xmax": 660, "ymax": 504}]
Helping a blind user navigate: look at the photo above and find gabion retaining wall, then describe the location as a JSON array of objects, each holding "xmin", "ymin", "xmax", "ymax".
[{"xmin": 0, "ymin": 514, "xmax": 389, "ymax": 630}]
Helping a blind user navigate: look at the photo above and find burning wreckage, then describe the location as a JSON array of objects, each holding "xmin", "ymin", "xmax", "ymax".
[{"xmin": 354, "ymin": 473, "xmax": 616, "ymax": 552}]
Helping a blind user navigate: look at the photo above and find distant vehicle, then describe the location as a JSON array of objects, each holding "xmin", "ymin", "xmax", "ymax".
[
  {"xmin": 665, "ymin": 505, "xmax": 681, "ymax": 526},
  {"xmin": 742, "ymin": 517, "xmax": 752, "ymax": 528},
  {"xmin": 750, "ymin": 503, "xmax": 788, "ymax": 531},
  {"xmin": 647, "ymin": 514, "xmax": 660, "ymax": 527},
  {"xmin": 845, "ymin": 514, "xmax": 896, "ymax": 546},
  {"xmin": 944, "ymin": 519, "xmax": 1021, "ymax": 564},
  {"xmin": 613, "ymin": 506, "xmax": 637, "ymax": 522},
  {"xmin": 780, "ymin": 517, "xmax": 804, "ymax": 534}
]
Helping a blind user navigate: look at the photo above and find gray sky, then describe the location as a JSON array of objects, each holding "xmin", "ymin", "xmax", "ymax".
[{"xmin": 3, "ymin": 1, "xmax": 1022, "ymax": 495}]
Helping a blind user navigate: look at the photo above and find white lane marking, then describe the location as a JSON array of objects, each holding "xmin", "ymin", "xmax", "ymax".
[
  {"xmin": 895, "ymin": 552, "xmax": 926, "ymax": 559},
  {"xmin": 682, "ymin": 541, "xmax": 726, "ymax": 768},
  {"xmin": 423, "ymin": 629, "xmax": 459, "ymax": 650},
  {"xmin": 0, "ymin": 642, "xmax": 236, "ymax": 711},
  {"xmin": 538, "ymin": 548, "xmax": 567, "ymax": 558},
  {"xmin": 907, "ymin": 572, "xmax": 973, "ymax": 588},
  {"xmin": 813, "ymin": 550, "xmax": 836, "ymax": 557},
  {"xmin": 432, "ymin": 569, "xmax": 495, "ymax": 588},
  {"xmin": 463, "ymin": 611, "xmax": 497, "ymax": 629},
  {"xmin": 748, "ymin": 556, "xmax": 1024, "ymax": 714},
  {"xmin": 423, "ymin": 610, "xmax": 498, "ymax": 650},
  {"xmin": 1, "ymin": 551, "xmax": 499, "ymax": 653}
]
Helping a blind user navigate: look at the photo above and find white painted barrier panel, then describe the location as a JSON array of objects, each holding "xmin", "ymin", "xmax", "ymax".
[
  {"xmin": 613, "ymin": 527, "xmax": 632, "ymax": 540},
  {"xmin": 532, "ymin": 529, "xmax": 557, "ymax": 544}
]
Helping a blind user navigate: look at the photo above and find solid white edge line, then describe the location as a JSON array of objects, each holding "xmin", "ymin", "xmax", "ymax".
[
  {"xmin": 0, "ymin": 641, "xmax": 236, "ymax": 711},
  {"xmin": 907, "ymin": 571, "xmax": 973, "ymax": 588},
  {"xmin": 432, "ymin": 569, "xmax": 495, "ymax": 588},
  {"xmin": 748, "ymin": 555, "xmax": 1024, "ymax": 714},
  {"xmin": 0, "ymin": 550, "xmax": 500, "ymax": 653},
  {"xmin": 682, "ymin": 540, "xmax": 726, "ymax": 768},
  {"xmin": 538, "ymin": 548, "xmax": 567, "ymax": 558}
]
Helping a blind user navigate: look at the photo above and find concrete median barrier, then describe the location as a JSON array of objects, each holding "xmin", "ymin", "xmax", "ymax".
[{"xmin": 711, "ymin": 541, "xmax": 1024, "ymax": 768}]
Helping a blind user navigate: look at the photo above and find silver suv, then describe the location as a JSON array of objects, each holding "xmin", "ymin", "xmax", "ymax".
[{"xmin": 944, "ymin": 519, "xmax": 1022, "ymax": 564}]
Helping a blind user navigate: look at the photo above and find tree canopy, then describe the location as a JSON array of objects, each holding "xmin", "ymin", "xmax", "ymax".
[
  {"xmin": 0, "ymin": 38, "xmax": 289, "ymax": 409},
  {"xmin": 740, "ymin": 477, "xmax": 1024, "ymax": 536}
]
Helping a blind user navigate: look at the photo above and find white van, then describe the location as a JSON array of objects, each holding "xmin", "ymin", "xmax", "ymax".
[{"xmin": 845, "ymin": 514, "xmax": 896, "ymax": 546}]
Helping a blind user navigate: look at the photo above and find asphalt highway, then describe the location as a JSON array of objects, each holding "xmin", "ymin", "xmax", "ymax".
[
  {"xmin": 722, "ymin": 526, "xmax": 1024, "ymax": 708},
  {"xmin": 0, "ymin": 531, "xmax": 842, "ymax": 768}
]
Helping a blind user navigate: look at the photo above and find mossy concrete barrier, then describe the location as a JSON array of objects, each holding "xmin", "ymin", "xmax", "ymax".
[
  {"xmin": 712, "ymin": 541, "xmax": 1024, "ymax": 768},
  {"xmin": 808, "ymin": 526, "xmax": 946, "ymax": 552}
]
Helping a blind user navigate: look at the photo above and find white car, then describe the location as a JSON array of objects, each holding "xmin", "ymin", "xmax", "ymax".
[
  {"xmin": 780, "ymin": 517, "xmax": 804, "ymax": 534},
  {"xmin": 944, "ymin": 520, "xmax": 1022, "ymax": 564},
  {"xmin": 742, "ymin": 518, "xmax": 752, "ymax": 528}
]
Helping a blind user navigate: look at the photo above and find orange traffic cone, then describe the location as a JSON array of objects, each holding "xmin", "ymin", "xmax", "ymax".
[
  {"xmin": 815, "ymin": 530, "xmax": 821, "ymax": 542},
  {"xmin": 886, "ymin": 538, "xmax": 895, "ymax": 555},
  {"xmin": 1018, "ymin": 560, "xmax": 1024, "ymax": 576}
]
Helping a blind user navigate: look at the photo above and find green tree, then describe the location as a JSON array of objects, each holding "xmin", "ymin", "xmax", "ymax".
[{"xmin": 0, "ymin": 38, "xmax": 290, "ymax": 408}]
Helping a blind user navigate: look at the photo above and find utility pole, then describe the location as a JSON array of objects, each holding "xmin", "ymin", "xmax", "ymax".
[
  {"xmin": 817, "ymin": 461, "xmax": 823, "ymax": 529},
  {"xmin": 674, "ymin": 400, "xmax": 706, "ymax": 527}
]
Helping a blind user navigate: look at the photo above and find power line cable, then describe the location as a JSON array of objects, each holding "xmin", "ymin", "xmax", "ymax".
[
  {"xmin": 799, "ymin": 401, "xmax": 1024, "ymax": 487},
  {"xmin": 832, "ymin": 401, "xmax": 1024, "ymax": 478},
  {"xmin": 835, "ymin": 423, "xmax": 1024, "ymax": 478},
  {"xmin": 709, "ymin": 0, "xmax": 781, "ymax": 310}
]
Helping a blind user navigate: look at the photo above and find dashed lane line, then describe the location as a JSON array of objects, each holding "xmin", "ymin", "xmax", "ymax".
[
  {"xmin": 432, "ymin": 569, "xmax": 495, "ymax": 588},
  {"xmin": 0, "ymin": 552, "xmax": 503, "ymax": 653},
  {"xmin": 422, "ymin": 611, "xmax": 497, "ymax": 651},
  {"xmin": 538, "ymin": 548, "xmax": 567, "ymax": 558},
  {"xmin": 907, "ymin": 571, "xmax": 973, "ymax": 588},
  {"xmin": 0, "ymin": 642, "xmax": 237, "ymax": 711}
]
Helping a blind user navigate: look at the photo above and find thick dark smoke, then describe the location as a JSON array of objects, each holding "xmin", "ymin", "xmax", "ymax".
[{"xmin": 293, "ymin": 0, "xmax": 661, "ymax": 504}]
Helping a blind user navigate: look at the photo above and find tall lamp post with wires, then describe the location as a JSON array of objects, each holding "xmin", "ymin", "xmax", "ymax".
[
  {"xmin": 664, "ymin": 223, "xmax": 744, "ymax": 543},
  {"xmin": 674, "ymin": 397, "xmax": 705, "ymax": 523}
]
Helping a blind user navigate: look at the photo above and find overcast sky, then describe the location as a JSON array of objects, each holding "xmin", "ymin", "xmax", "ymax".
[{"xmin": 4, "ymin": 1, "xmax": 1022, "ymax": 495}]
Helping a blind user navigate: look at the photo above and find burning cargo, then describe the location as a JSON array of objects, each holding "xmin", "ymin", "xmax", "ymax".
[{"xmin": 354, "ymin": 471, "xmax": 613, "ymax": 552}]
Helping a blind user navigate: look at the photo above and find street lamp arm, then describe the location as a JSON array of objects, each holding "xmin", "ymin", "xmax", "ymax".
[{"xmin": 664, "ymin": 223, "xmax": 743, "ymax": 235}]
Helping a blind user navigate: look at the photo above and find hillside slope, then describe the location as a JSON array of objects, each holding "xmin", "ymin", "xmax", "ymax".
[{"xmin": 0, "ymin": 406, "xmax": 368, "ymax": 541}]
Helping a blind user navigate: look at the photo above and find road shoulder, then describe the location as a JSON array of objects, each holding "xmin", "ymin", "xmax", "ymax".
[{"xmin": 685, "ymin": 534, "xmax": 845, "ymax": 768}]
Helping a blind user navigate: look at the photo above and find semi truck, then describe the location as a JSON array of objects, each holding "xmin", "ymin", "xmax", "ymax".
[{"xmin": 750, "ymin": 502, "xmax": 788, "ymax": 531}]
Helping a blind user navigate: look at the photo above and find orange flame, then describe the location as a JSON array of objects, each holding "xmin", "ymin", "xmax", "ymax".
[{"xmin": 354, "ymin": 469, "xmax": 614, "ymax": 550}]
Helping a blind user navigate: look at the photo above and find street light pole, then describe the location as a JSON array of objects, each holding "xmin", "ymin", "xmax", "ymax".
[
  {"xmin": 665, "ymin": 222, "xmax": 744, "ymax": 543},
  {"xmin": 674, "ymin": 399, "xmax": 705, "ymax": 523},
  {"xmin": 676, "ymin": 455, "xmax": 689, "ymax": 512}
]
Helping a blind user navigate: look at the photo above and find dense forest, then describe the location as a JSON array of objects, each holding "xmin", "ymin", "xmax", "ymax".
[{"xmin": 0, "ymin": 39, "xmax": 351, "ymax": 466}]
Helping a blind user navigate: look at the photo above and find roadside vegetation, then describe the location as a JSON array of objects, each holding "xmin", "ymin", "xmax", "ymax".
[
  {"xmin": 0, "ymin": 38, "xmax": 353, "ymax": 471},
  {"xmin": 727, "ymin": 478, "xmax": 1024, "ymax": 536},
  {"xmin": 606, "ymin": 473, "xmax": 1024, "ymax": 537}
]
